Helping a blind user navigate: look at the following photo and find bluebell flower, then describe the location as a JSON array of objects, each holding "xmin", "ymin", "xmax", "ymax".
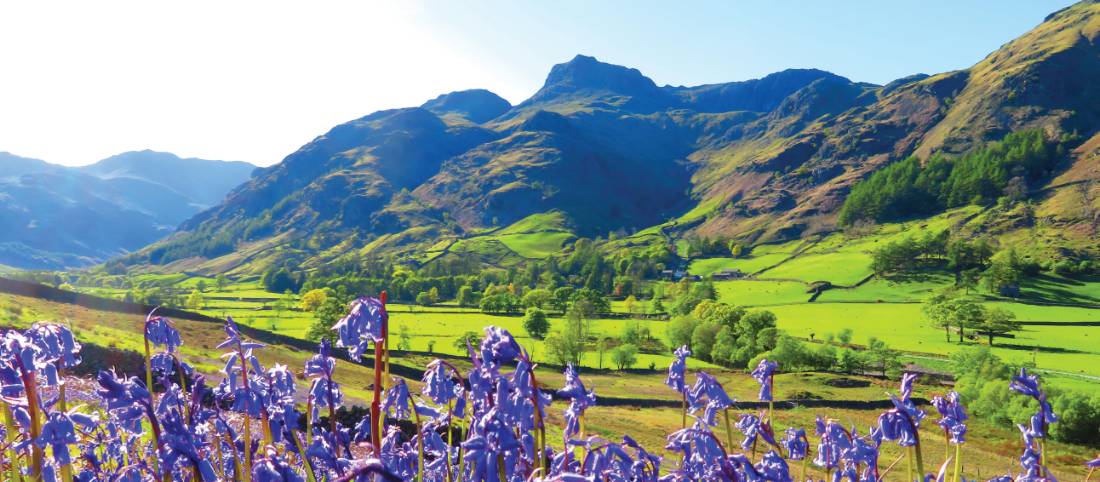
[
  {"xmin": 333, "ymin": 296, "xmax": 387, "ymax": 362},
  {"xmin": 25, "ymin": 322, "xmax": 81, "ymax": 369},
  {"xmin": 422, "ymin": 359, "xmax": 456, "ymax": 406},
  {"xmin": 144, "ymin": 312, "xmax": 182, "ymax": 352},
  {"xmin": 479, "ymin": 327, "xmax": 520, "ymax": 368},
  {"xmin": 557, "ymin": 364, "xmax": 596, "ymax": 439},
  {"xmin": 252, "ymin": 445, "xmax": 305, "ymax": 482},
  {"xmin": 932, "ymin": 391, "xmax": 968, "ymax": 445},
  {"xmin": 305, "ymin": 339, "xmax": 343, "ymax": 420},
  {"xmin": 755, "ymin": 450, "xmax": 790, "ymax": 481},
  {"xmin": 37, "ymin": 410, "xmax": 78, "ymax": 465},
  {"xmin": 216, "ymin": 316, "xmax": 265, "ymax": 353},
  {"xmin": 782, "ymin": 427, "xmax": 809, "ymax": 460},
  {"xmin": 1009, "ymin": 368, "xmax": 1042, "ymax": 399},
  {"xmin": 751, "ymin": 358, "xmax": 778, "ymax": 402},
  {"xmin": 382, "ymin": 378, "xmax": 412, "ymax": 421},
  {"xmin": 665, "ymin": 345, "xmax": 691, "ymax": 394}
]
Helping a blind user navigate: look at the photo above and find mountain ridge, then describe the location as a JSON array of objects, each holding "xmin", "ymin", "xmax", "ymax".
[
  {"xmin": 0, "ymin": 151, "xmax": 256, "ymax": 269},
  {"xmin": 118, "ymin": 0, "xmax": 1100, "ymax": 275}
]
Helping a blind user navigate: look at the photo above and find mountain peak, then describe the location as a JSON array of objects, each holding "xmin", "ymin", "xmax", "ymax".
[
  {"xmin": 520, "ymin": 54, "xmax": 667, "ymax": 109},
  {"xmin": 542, "ymin": 54, "xmax": 659, "ymax": 93},
  {"xmin": 421, "ymin": 89, "xmax": 512, "ymax": 123}
]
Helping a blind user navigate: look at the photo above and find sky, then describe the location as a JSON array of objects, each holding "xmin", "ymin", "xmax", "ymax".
[{"xmin": 0, "ymin": 0, "xmax": 1077, "ymax": 167}]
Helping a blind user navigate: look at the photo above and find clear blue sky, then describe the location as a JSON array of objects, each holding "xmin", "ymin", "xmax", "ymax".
[
  {"xmin": 0, "ymin": 1, "xmax": 1077, "ymax": 166},
  {"xmin": 423, "ymin": 0, "xmax": 1077, "ymax": 94}
]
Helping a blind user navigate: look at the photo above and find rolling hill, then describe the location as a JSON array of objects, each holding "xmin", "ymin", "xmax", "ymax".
[
  {"xmin": 128, "ymin": 1, "xmax": 1100, "ymax": 275},
  {"xmin": 0, "ymin": 150, "xmax": 255, "ymax": 269}
]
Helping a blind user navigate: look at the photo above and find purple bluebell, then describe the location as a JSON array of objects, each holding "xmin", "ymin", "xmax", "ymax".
[
  {"xmin": 305, "ymin": 339, "xmax": 342, "ymax": 419},
  {"xmin": 1009, "ymin": 368, "xmax": 1042, "ymax": 399},
  {"xmin": 557, "ymin": 364, "xmax": 596, "ymax": 438},
  {"xmin": 688, "ymin": 371, "xmax": 735, "ymax": 426},
  {"xmin": 421, "ymin": 359, "xmax": 456, "ymax": 406},
  {"xmin": 25, "ymin": 322, "xmax": 82, "ymax": 369},
  {"xmin": 382, "ymin": 378, "xmax": 413, "ymax": 421},
  {"xmin": 252, "ymin": 445, "xmax": 305, "ymax": 482},
  {"xmin": 332, "ymin": 296, "xmax": 387, "ymax": 361},
  {"xmin": 666, "ymin": 345, "xmax": 691, "ymax": 395},
  {"xmin": 931, "ymin": 391, "xmax": 968, "ymax": 445},
  {"xmin": 782, "ymin": 427, "xmax": 809, "ymax": 460},
  {"xmin": 37, "ymin": 410, "xmax": 78, "ymax": 465},
  {"xmin": 751, "ymin": 358, "xmax": 778, "ymax": 402},
  {"xmin": 144, "ymin": 312, "xmax": 182, "ymax": 352},
  {"xmin": 479, "ymin": 326, "xmax": 521, "ymax": 368},
  {"xmin": 755, "ymin": 450, "xmax": 790, "ymax": 481}
]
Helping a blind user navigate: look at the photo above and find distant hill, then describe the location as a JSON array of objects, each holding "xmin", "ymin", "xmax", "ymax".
[
  {"xmin": 126, "ymin": 0, "xmax": 1100, "ymax": 275},
  {"xmin": 0, "ymin": 151, "xmax": 255, "ymax": 269}
]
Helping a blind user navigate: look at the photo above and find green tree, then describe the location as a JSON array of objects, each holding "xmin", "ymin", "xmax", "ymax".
[
  {"xmin": 611, "ymin": 343, "xmax": 639, "ymax": 370},
  {"xmin": 453, "ymin": 331, "xmax": 482, "ymax": 352},
  {"xmin": 396, "ymin": 324, "xmax": 412, "ymax": 351},
  {"xmin": 984, "ymin": 248, "xmax": 1022, "ymax": 296},
  {"xmin": 299, "ymin": 288, "xmax": 329, "ymax": 312},
  {"xmin": 428, "ymin": 287, "xmax": 440, "ymax": 305},
  {"xmin": 866, "ymin": 337, "xmax": 902, "ymax": 377},
  {"xmin": 552, "ymin": 286, "xmax": 575, "ymax": 313},
  {"xmin": 215, "ymin": 274, "xmax": 228, "ymax": 291},
  {"xmin": 522, "ymin": 288, "xmax": 552, "ymax": 309},
  {"xmin": 523, "ymin": 307, "xmax": 550, "ymax": 340},
  {"xmin": 977, "ymin": 307, "xmax": 1019, "ymax": 346},
  {"xmin": 456, "ymin": 285, "xmax": 476, "ymax": 307},
  {"xmin": 545, "ymin": 316, "xmax": 585, "ymax": 366},
  {"xmin": 185, "ymin": 289, "xmax": 204, "ymax": 311},
  {"xmin": 690, "ymin": 322, "xmax": 721, "ymax": 362},
  {"xmin": 307, "ymin": 296, "xmax": 346, "ymax": 342},
  {"xmin": 195, "ymin": 279, "xmax": 207, "ymax": 293},
  {"xmin": 416, "ymin": 291, "xmax": 433, "ymax": 306},
  {"xmin": 665, "ymin": 315, "xmax": 698, "ymax": 352}
]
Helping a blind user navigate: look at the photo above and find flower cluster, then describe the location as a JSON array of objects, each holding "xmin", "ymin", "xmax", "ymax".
[{"xmin": 0, "ymin": 298, "xmax": 1082, "ymax": 482}]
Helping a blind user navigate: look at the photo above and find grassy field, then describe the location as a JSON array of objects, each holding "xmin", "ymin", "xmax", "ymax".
[{"xmin": 1, "ymin": 290, "xmax": 1096, "ymax": 478}]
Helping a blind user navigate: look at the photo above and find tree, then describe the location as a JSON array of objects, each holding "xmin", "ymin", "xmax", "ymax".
[
  {"xmin": 552, "ymin": 287, "xmax": 575, "ymax": 313},
  {"xmin": 545, "ymin": 317, "xmax": 585, "ymax": 366},
  {"xmin": 416, "ymin": 291, "xmax": 433, "ymax": 306},
  {"xmin": 522, "ymin": 289, "xmax": 552, "ymax": 309},
  {"xmin": 195, "ymin": 279, "xmax": 208, "ymax": 293},
  {"xmin": 597, "ymin": 337, "xmax": 612, "ymax": 369},
  {"xmin": 453, "ymin": 331, "xmax": 482, "ymax": 352},
  {"xmin": 866, "ymin": 337, "xmax": 902, "ymax": 377},
  {"xmin": 299, "ymin": 288, "xmax": 329, "ymax": 312},
  {"xmin": 456, "ymin": 285, "xmax": 476, "ymax": 308},
  {"xmin": 428, "ymin": 287, "xmax": 440, "ymax": 305},
  {"xmin": 923, "ymin": 292, "xmax": 958, "ymax": 342},
  {"xmin": 185, "ymin": 289, "xmax": 204, "ymax": 311},
  {"xmin": 665, "ymin": 315, "xmax": 698, "ymax": 351},
  {"xmin": 396, "ymin": 324, "xmax": 412, "ymax": 351},
  {"xmin": 984, "ymin": 248, "xmax": 1022, "ymax": 297},
  {"xmin": 307, "ymin": 297, "xmax": 346, "ymax": 342},
  {"xmin": 959, "ymin": 268, "xmax": 981, "ymax": 294},
  {"xmin": 690, "ymin": 322, "xmax": 721, "ymax": 362},
  {"xmin": 571, "ymin": 288, "xmax": 610, "ymax": 314},
  {"xmin": 612, "ymin": 343, "xmax": 639, "ymax": 370},
  {"xmin": 623, "ymin": 295, "xmax": 637, "ymax": 315},
  {"xmin": 215, "ymin": 274, "xmax": 228, "ymax": 291},
  {"xmin": 977, "ymin": 307, "xmax": 1019, "ymax": 346},
  {"xmin": 652, "ymin": 298, "xmax": 665, "ymax": 314},
  {"xmin": 523, "ymin": 307, "xmax": 550, "ymax": 340}
]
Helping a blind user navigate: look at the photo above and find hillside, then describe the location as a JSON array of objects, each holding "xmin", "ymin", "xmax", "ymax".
[
  {"xmin": 127, "ymin": 1, "xmax": 1100, "ymax": 276},
  {"xmin": 0, "ymin": 151, "xmax": 255, "ymax": 269}
]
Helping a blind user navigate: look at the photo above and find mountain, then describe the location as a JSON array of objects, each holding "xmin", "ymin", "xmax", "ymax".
[
  {"xmin": 129, "ymin": 1, "xmax": 1100, "ymax": 275},
  {"xmin": 81, "ymin": 150, "xmax": 256, "ymax": 208},
  {"xmin": 0, "ymin": 151, "xmax": 255, "ymax": 269}
]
